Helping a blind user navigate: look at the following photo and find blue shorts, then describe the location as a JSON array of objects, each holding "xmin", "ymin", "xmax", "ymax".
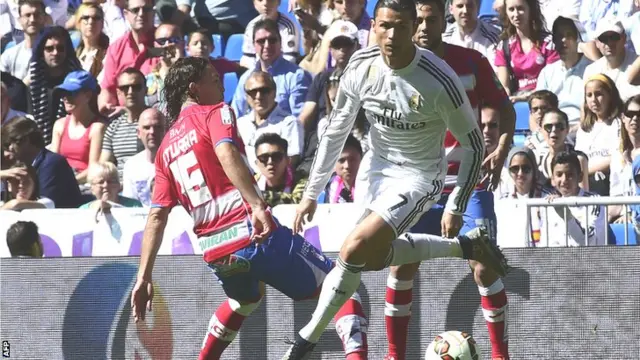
[
  {"xmin": 207, "ymin": 222, "xmax": 334, "ymax": 303},
  {"xmin": 410, "ymin": 189, "xmax": 497, "ymax": 242}
]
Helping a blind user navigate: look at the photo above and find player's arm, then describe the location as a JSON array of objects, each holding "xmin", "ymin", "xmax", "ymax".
[
  {"xmin": 216, "ymin": 142, "xmax": 266, "ymax": 209},
  {"xmin": 137, "ymin": 206, "xmax": 171, "ymax": 281}
]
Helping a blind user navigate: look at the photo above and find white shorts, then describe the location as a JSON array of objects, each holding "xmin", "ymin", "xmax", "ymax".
[{"xmin": 354, "ymin": 152, "xmax": 444, "ymax": 236}]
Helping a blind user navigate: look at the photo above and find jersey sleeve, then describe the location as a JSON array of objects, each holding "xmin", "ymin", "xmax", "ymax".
[
  {"xmin": 303, "ymin": 60, "xmax": 362, "ymax": 200},
  {"xmin": 475, "ymin": 53, "xmax": 509, "ymax": 107},
  {"xmin": 207, "ymin": 104, "xmax": 240, "ymax": 148},
  {"xmin": 151, "ymin": 155, "xmax": 179, "ymax": 208}
]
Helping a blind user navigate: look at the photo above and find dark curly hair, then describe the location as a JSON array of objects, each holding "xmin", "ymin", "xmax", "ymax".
[{"xmin": 164, "ymin": 57, "xmax": 211, "ymax": 124}]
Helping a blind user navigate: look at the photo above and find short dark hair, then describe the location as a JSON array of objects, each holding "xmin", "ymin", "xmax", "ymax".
[
  {"xmin": 551, "ymin": 151, "xmax": 582, "ymax": 176},
  {"xmin": 552, "ymin": 16, "xmax": 580, "ymax": 42},
  {"xmin": 252, "ymin": 18, "xmax": 280, "ymax": 42},
  {"xmin": 415, "ymin": 0, "xmax": 445, "ymax": 16},
  {"xmin": 6, "ymin": 221, "xmax": 41, "ymax": 257},
  {"xmin": 542, "ymin": 108, "xmax": 569, "ymax": 126},
  {"xmin": 374, "ymin": 0, "xmax": 417, "ymax": 21},
  {"xmin": 343, "ymin": 135, "xmax": 363, "ymax": 157},
  {"xmin": 1, "ymin": 116, "xmax": 45, "ymax": 150},
  {"xmin": 528, "ymin": 90, "xmax": 559, "ymax": 109},
  {"xmin": 255, "ymin": 133, "xmax": 288, "ymax": 155},
  {"xmin": 118, "ymin": 67, "xmax": 146, "ymax": 84},
  {"xmin": 187, "ymin": 28, "xmax": 213, "ymax": 47},
  {"xmin": 18, "ymin": 0, "xmax": 46, "ymax": 16}
]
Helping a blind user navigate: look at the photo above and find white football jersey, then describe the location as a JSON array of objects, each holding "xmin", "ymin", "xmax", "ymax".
[{"xmin": 305, "ymin": 45, "xmax": 485, "ymax": 214}]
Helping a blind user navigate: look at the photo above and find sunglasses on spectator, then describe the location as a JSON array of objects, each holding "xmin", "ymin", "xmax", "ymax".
[
  {"xmin": 509, "ymin": 165, "xmax": 532, "ymax": 174},
  {"xmin": 481, "ymin": 122, "xmax": 498, "ymax": 130},
  {"xmin": 44, "ymin": 45, "xmax": 65, "ymax": 53},
  {"xmin": 624, "ymin": 109, "xmax": 640, "ymax": 119},
  {"xmin": 530, "ymin": 105, "xmax": 550, "ymax": 114},
  {"xmin": 80, "ymin": 15, "xmax": 103, "ymax": 22},
  {"xmin": 257, "ymin": 152, "xmax": 285, "ymax": 165},
  {"xmin": 127, "ymin": 5, "xmax": 153, "ymax": 14},
  {"xmin": 246, "ymin": 86, "xmax": 273, "ymax": 97},
  {"xmin": 598, "ymin": 33, "xmax": 622, "ymax": 43},
  {"xmin": 543, "ymin": 123, "xmax": 566, "ymax": 132},
  {"xmin": 255, "ymin": 36, "xmax": 279, "ymax": 45},
  {"xmin": 155, "ymin": 37, "xmax": 181, "ymax": 45},
  {"xmin": 118, "ymin": 83, "xmax": 144, "ymax": 92}
]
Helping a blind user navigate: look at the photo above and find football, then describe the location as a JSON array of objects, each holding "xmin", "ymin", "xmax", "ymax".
[{"xmin": 425, "ymin": 330, "xmax": 481, "ymax": 360}]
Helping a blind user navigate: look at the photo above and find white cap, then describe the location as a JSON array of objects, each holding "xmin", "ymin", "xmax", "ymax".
[
  {"xmin": 595, "ymin": 19, "xmax": 625, "ymax": 40},
  {"xmin": 325, "ymin": 20, "xmax": 358, "ymax": 44}
]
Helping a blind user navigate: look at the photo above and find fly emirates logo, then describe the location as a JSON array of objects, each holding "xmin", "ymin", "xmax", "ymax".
[
  {"xmin": 372, "ymin": 107, "xmax": 426, "ymax": 130},
  {"xmin": 162, "ymin": 129, "xmax": 198, "ymax": 165}
]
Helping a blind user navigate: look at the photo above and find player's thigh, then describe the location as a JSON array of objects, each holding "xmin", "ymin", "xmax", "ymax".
[
  {"xmin": 207, "ymin": 249, "xmax": 263, "ymax": 303},
  {"xmin": 460, "ymin": 190, "xmax": 497, "ymax": 242}
]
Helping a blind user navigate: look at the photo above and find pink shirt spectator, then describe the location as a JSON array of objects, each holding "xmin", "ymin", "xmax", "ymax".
[{"xmin": 495, "ymin": 35, "xmax": 560, "ymax": 92}]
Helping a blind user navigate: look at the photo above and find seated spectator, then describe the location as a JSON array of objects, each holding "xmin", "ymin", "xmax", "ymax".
[
  {"xmin": 145, "ymin": 23, "xmax": 183, "ymax": 114},
  {"xmin": 6, "ymin": 221, "xmax": 43, "ymax": 258},
  {"xmin": 122, "ymin": 108, "xmax": 165, "ymax": 206},
  {"xmin": 232, "ymin": 19, "xmax": 311, "ymax": 118},
  {"xmin": 579, "ymin": 0, "xmax": 635, "ymax": 42},
  {"xmin": 328, "ymin": 0, "xmax": 369, "ymax": 47},
  {"xmin": 49, "ymin": 70, "xmax": 105, "ymax": 184},
  {"xmin": 81, "ymin": 161, "xmax": 142, "ymax": 209},
  {"xmin": 74, "ymin": 3, "xmax": 110, "ymax": 78},
  {"xmin": 443, "ymin": 0, "xmax": 501, "ymax": 70},
  {"xmin": 536, "ymin": 16, "xmax": 592, "ymax": 127},
  {"xmin": 291, "ymin": 0, "xmax": 338, "ymax": 56},
  {"xmin": 524, "ymin": 90, "xmax": 558, "ymax": 151},
  {"xmin": 318, "ymin": 134, "xmax": 362, "ymax": 203},
  {"xmin": 98, "ymin": 0, "xmax": 158, "ymax": 114},
  {"xmin": 28, "ymin": 26, "xmax": 82, "ymax": 145},
  {"xmin": 495, "ymin": 0, "xmax": 559, "ymax": 102},
  {"xmin": 101, "ymin": 0, "xmax": 130, "ymax": 42},
  {"xmin": 540, "ymin": 151, "xmax": 606, "ymax": 247},
  {"xmin": 1, "ymin": 116, "xmax": 83, "ymax": 208},
  {"xmin": 609, "ymin": 95, "xmax": 640, "ymax": 222},
  {"xmin": 299, "ymin": 19, "xmax": 360, "ymax": 76},
  {"xmin": 237, "ymin": 71, "xmax": 303, "ymax": 172},
  {"xmin": 186, "ymin": 28, "xmax": 241, "ymax": 76},
  {"xmin": 1, "ymin": 71, "xmax": 29, "ymax": 113},
  {"xmin": 254, "ymin": 133, "xmax": 308, "ymax": 206},
  {"xmin": 495, "ymin": 146, "xmax": 542, "ymax": 200},
  {"xmin": 536, "ymin": 109, "xmax": 589, "ymax": 189},
  {"xmin": 100, "ymin": 68, "xmax": 147, "ymax": 180},
  {"xmin": 1, "ymin": 82, "xmax": 28, "ymax": 124},
  {"xmin": 240, "ymin": 0, "xmax": 300, "ymax": 68},
  {"xmin": 0, "ymin": 0, "xmax": 45, "ymax": 81},
  {"xmin": 0, "ymin": 162, "xmax": 54, "ymax": 210},
  {"xmin": 584, "ymin": 20, "xmax": 640, "ymax": 100},
  {"xmin": 481, "ymin": 104, "xmax": 500, "ymax": 155},
  {"xmin": 575, "ymin": 74, "xmax": 624, "ymax": 196}
]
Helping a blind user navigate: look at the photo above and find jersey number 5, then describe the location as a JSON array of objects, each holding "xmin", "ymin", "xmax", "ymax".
[{"xmin": 169, "ymin": 151, "xmax": 213, "ymax": 207}]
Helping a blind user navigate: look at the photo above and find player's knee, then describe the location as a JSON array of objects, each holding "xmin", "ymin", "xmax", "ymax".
[
  {"xmin": 469, "ymin": 260, "xmax": 499, "ymax": 286},
  {"xmin": 340, "ymin": 234, "xmax": 370, "ymax": 263},
  {"xmin": 229, "ymin": 297, "xmax": 263, "ymax": 316},
  {"xmin": 389, "ymin": 263, "xmax": 420, "ymax": 280}
]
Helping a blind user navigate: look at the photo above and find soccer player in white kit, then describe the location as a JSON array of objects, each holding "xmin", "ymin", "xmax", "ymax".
[{"xmin": 282, "ymin": 0, "xmax": 509, "ymax": 358}]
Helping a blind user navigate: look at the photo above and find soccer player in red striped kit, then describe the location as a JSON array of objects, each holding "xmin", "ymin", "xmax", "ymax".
[{"xmin": 383, "ymin": 1, "xmax": 516, "ymax": 359}]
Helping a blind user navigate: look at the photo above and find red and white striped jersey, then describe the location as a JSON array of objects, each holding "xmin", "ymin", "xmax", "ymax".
[
  {"xmin": 441, "ymin": 43, "xmax": 509, "ymax": 191},
  {"xmin": 152, "ymin": 103, "xmax": 259, "ymax": 263}
]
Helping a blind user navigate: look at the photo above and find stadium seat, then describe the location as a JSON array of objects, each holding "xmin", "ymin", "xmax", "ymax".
[
  {"xmin": 223, "ymin": 72, "xmax": 238, "ymax": 104},
  {"xmin": 224, "ymin": 34, "xmax": 244, "ymax": 62},
  {"xmin": 513, "ymin": 134, "xmax": 526, "ymax": 147},
  {"xmin": 366, "ymin": 0, "xmax": 377, "ymax": 17},
  {"xmin": 278, "ymin": 0, "xmax": 289, "ymax": 15},
  {"xmin": 71, "ymin": 32, "xmax": 81, "ymax": 49},
  {"xmin": 4, "ymin": 40, "xmax": 16, "ymax": 51},
  {"xmin": 513, "ymin": 101, "xmax": 530, "ymax": 134},
  {"xmin": 610, "ymin": 223, "xmax": 638, "ymax": 245},
  {"xmin": 210, "ymin": 34, "xmax": 223, "ymax": 58},
  {"xmin": 479, "ymin": 0, "xmax": 499, "ymax": 20}
]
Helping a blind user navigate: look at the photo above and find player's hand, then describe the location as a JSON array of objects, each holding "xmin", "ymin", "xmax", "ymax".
[
  {"xmin": 293, "ymin": 198, "xmax": 317, "ymax": 234},
  {"xmin": 250, "ymin": 204, "xmax": 274, "ymax": 243},
  {"xmin": 131, "ymin": 277, "xmax": 154, "ymax": 323},
  {"xmin": 441, "ymin": 211, "xmax": 463, "ymax": 238},
  {"xmin": 481, "ymin": 138, "xmax": 509, "ymax": 191}
]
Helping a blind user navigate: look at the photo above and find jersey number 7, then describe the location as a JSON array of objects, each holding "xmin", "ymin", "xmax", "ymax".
[{"xmin": 169, "ymin": 150, "xmax": 213, "ymax": 208}]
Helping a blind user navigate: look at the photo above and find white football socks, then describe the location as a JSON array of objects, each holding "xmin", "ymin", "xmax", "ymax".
[{"xmin": 389, "ymin": 233, "xmax": 463, "ymax": 266}]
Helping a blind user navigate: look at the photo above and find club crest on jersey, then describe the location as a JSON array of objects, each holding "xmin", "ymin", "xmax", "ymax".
[
  {"xmin": 221, "ymin": 106, "xmax": 234, "ymax": 125},
  {"xmin": 409, "ymin": 93, "xmax": 423, "ymax": 111}
]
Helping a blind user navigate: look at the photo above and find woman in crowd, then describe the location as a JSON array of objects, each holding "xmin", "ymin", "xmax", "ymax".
[
  {"xmin": 609, "ymin": 95, "xmax": 640, "ymax": 222},
  {"xmin": 186, "ymin": 28, "xmax": 241, "ymax": 76},
  {"xmin": 536, "ymin": 109, "xmax": 589, "ymax": 190},
  {"xmin": 0, "ymin": 162, "xmax": 54, "ymax": 210},
  {"xmin": 575, "ymin": 74, "xmax": 624, "ymax": 196},
  {"xmin": 80, "ymin": 161, "xmax": 142, "ymax": 210},
  {"xmin": 495, "ymin": 0, "xmax": 559, "ymax": 102},
  {"xmin": 50, "ymin": 70, "xmax": 105, "ymax": 185},
  {"xmin": 75, "ymin": 3, "xmax": 109, "ymax": 78}
]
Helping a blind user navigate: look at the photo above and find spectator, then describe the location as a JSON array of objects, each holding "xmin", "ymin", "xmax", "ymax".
[
  {"xmin": 1, "ymin": 71, "xmax": 29, "ymax": 113},
  {"xmin": 254, "ymin": 133, "xmax": 307, "ymax": 206},
  {"xmin": 0, "ymin": 0, "xmax": 46, "ymax": 81},
  {"xmin": 540, "ymin": 151, "xmax": 607, "ymax": 247},
  {"xmin": 481, "ymin": 104, "xmax": 501, "ymax": 155},
  {"xmin": 524, "ymin": 90, "xmax": 558, "ymax": 152},
  {"xmin": 609, "ymin": 95, "xmax": 640, "ymax": 222},
  {"xmin": 318, "ymin": 134, "xmax": 362, "ymax": 204},
  {"xmin": 495, "ymin": 0, "xmax": 560, "ymax": 101},
  {"xmin": 98, "ymin": 0, "xmax": 158, "ymax": 113},
  {"xmin": 5, "ymin": 221, "xmax": 43, "ymax": 258},
  {"xmin": 49, "ymin": 70, "xmax": 105, "ymax": 184},
  {"xmin": 237, "ymin": 71, "xmax": 303, "ymax": 172},
  {"xmin": 100, "ymin": 68, "xmax": 147, "ymax": 180},
  {"xmin": 621, "ymin": 0, "xmax": 640, "ymax": 53},
  {"xmin": 27, "ymin": 26, "xmax": 82, "ymax": 145},
  {"xmin": 240, "ymin": 0, "xmax": 301, "ymax": 68},
  {"xmin": 0, "ymin": 162, "xmax": 54, "ymax": 210},
  {"xmin": 579, "ymin": 0, "xmax": 636, "ymax": 41},
  {"xmin": 1, "ymin": 116, "xmax": 83, "ymax": 208},
  {"xmin": 536, "ymin": 109, "xmax": 589, "ymax": 190},
  {"xmin": 575, "ymin": 74, "xmax": 624, "ymax": 196},
  {"xmin": 81, "ymin": 161, "xmax": 142, "ymax": 209},
  {"xmin": 291, "ymin": 0, "xmax": 338, "ymax": 56},
  {"xmin": 443, "ymin": 0, "xmax": 501, "ymax": 70},
  {"xmin": 145, "ymin": 23, "xmax": 183, "ymax": 113},
  {"xmin": 332, "ymin": 0, "xmax": 369, "ymax": 46},
  {"xmin": 536, "ymin": 16, "xmax": 592, "ymax": 128},
  {"xmin": 584, "ymin": 20, "xmax": 640, "ymax": 101},
  {"xmin": 495, "ymin": 146, "xmax": 542, "ymax": 199},
  {"xmin": 101, "ymin": 0, "xmax": 130, "ymax": 42},
  {"xmin": 122, "ymin": 108, "xmax": 165, "ymax": 206},
  {"xmin": 537, "ymin": 0, "xmax": 580, "ymax": 30},
  {"xmin": 75, "ymin": 3, "xmax": 110, "ymax": 78},
  {"xmin": 1, "ymin": 82, "xmax": 28, "ymax": 124},
  {"xmin": 232, "ymin": 19, "xmax": 311, "ymax": 118},
  {"xmin": 186, "ymin": 28, "xmax": 240, "ymax": 76}
]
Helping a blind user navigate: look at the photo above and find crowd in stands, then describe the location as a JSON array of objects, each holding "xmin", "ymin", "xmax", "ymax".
[{"xmin": 2, "ymin": 0, "xmax": 640, "ymax": 256}]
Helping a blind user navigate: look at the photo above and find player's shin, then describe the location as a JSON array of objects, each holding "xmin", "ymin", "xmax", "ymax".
[
  {"xmin": 199, "ymin": 298, "xmax": 262, "ymax": 360},
  {"xmin": 478, "ymin": 277, "xmax": 509, "ymax": 359},
  {"xmin": 384, "ymin": 274, "xmax": 414, "ymax": 360},
  {"xmin": 334, "ymin": 292, "xmax": 368, "ymax": 360},
  {"xmin": 387, "ymin": 233, "xmax": 464, "ymax": 266}
]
